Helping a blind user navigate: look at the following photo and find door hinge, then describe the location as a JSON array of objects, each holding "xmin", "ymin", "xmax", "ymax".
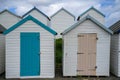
[
  {"xmin": 77, "ymin": 52, "xmax": 84, "ymax": 54},
  {"xmin": 78, "ymin": 35, "xmax": 84, "ymax": 37}
]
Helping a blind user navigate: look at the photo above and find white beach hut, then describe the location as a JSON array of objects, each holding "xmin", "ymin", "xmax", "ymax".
[
  {"xmin": 77, "ymin": 7, "xmax": 105, "ymax": 25},
  {"xmin": 109, "ymin": 20, "xmax": 120, "ymax": 77},
  {"xmin": 0, "ymin": 10, "xmax": 21, "ymax": 29},
  {"xmin": 50, "ymin": 8, "xmax": 75, "ymax": 38},
  {"xmin": 4, "ymin": 15, "xmax": 57, "ymax": 79},
  {"xmin": 22, "ymin": 7, "xmax": 50, "ymax": 26},
  {"xmin": 62, "ymin": 15, "xmax": 112, "ymax": 76}
]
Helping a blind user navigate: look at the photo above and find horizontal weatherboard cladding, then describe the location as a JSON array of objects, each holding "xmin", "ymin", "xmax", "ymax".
[
  {"xmin": 5, "ymin": 19, "xmax": 55, "ymax": 78},
  {"xmin": 50, "ymin": 8, "xmax": 75, "ymax": 21},
  {"xmin": 22, "ymin": 7, "xmax": 50, "ymax": 21},
  {"xmin": 78, "ymin": 6, "xmax": 105, "ymax": 18},
  {"xmin": 63, "ymin": 18, "xmax": 111, "ymax": 76},
  {"xmin": 0, "ymin": 10, "xmax": 22, "ymax": 18},
  {"xmin": 3, "ymin": 15, "xmax": 57, "ymax": 35},
  {"xmin": 62, "ymin": 15, "xmax": 113, "ymax": 35}
]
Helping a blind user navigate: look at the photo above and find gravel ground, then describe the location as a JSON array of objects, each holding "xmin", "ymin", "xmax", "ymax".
[
  {"xmin": 0, "ymin": 67, "xmax": 120, "ymax": 80},
  {"xmin": 1, "ymin": 72, "xmax": 120, "ymax": 80}
]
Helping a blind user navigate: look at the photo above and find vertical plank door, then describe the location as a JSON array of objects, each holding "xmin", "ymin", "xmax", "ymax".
[
  {"xmin": 20, "ymin": 32, "xmax": 40, "ymax": 76},
  {"xmin": 77, "ymin": 34, "xmax": 87, "ymax": 75},
  {"xmin": 77, "ymin": 33, "xmax": 97, "ymax": 76}
]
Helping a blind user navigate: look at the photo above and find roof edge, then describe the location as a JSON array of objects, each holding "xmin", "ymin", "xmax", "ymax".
[
  {"xmin": 50, "ymin": 7, "xmax": 76, "ymax": 20},
  {"xmin": 0, "ymin": 9, "xmax": 22, "ymax": 18},
  {"xmin": 62, "ymin": 15, "xmax": 112, "ymax": 35},
  {"xmin": 22, "ymin": 7, "xmax": 50, "ymax": 21},
  {"xmin": 109, "ymin": 20, "xmax": 120, "ymax": 33},
  {"xmin": 109, "ymin": 20, "xmax": 120, "ymax": 29},
  {"xmin": 77, "ymin": 6, "xmax": 105, "ymax": 20},
  {"xmin": 0, "ymin": 24, "xmax": 6, "ymax": 33},
  {"xmin": 3, "ymin": 15, "xmax": 57, "ymax": 35}
]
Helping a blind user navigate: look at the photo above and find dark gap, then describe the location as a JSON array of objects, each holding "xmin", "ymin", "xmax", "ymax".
[{"xmin": 55, "ymin": 38, "xmax": 62, "ymax": 77}]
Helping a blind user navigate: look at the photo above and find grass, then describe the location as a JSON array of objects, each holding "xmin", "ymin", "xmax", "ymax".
[{"xmin": 55, "ymin": 38, "xmax": 62, "ymax": 68}]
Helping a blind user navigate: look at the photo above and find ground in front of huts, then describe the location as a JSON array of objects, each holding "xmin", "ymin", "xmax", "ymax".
[
  {"xmin": 0, "ymin": 74, "xmax": 120, "ymax": 80},
  {"xmin": 1, "ymin": 68, "xmax": 120, "ymax": 80}
]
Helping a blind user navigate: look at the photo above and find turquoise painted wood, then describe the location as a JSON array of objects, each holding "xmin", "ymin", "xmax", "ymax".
[{"xmin": 20, "ymin": 32, "xmax": 40, "ymax": 76}]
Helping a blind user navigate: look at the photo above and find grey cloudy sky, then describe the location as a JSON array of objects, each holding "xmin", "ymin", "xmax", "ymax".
[{"xmin": 0, "ymin": 0, "xmax": 120, "ymax": 27}]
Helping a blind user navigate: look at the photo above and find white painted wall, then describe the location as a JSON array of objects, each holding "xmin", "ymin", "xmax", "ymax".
[
  {"xmin": 0, "ymin": 11, "xmax": 21, "ymax": 29},
  {"xmin": 0, "ymin": 34, "xmax": 5, "ymax": 74},
  {"xmin": 110, "ymin": 34, "xmax": 119, "ymax": 76},
  {"xmin": 24, "ymin": 10, "xmax": 49, "ymax": 26},
  {"xmin": 63, "ymin": 20, "xmax": 110, "ymax": 76},
  {"xmin": 6, "ymin": 21, "xmax": 55, "ymax": 78},
  {"xmin": 118, "ymin": 34, "xmax": 120, "ymax": 77},
  {"xmin": 51, "ymin": 10, "xmax": 75, "ymax": 38},
  {"xmin": 80, "ymin": 9, "xmax": 105, "ymax": 25}
]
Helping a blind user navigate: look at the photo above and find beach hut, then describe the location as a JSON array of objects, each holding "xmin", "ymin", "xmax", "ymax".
[
  {"xmin": 77, "ymin": 7, "xmax": 105, "ymax": 25},
  {"xmin": 62, "ymin": 15, "xmax": 112, "ymax": 76},
  {"xmin": 0, "ymin": 10, "xmax": 21, "ymax": 29},
  {"xmin": 22, "ymin": 7, "xmax": 50, "ymax": 26},
  {"xmin": 50, "ymin": 8, "xmax": 75, "ymax": 38},
  {"xmin": 4, "ymin": 15, "xmax": 57, "ymax": 78},
  {"xmin": 109, "ymin": 20, "xmax": 120, "ymax": 77},
  {"xmin": 0, "ymin": 24, "xmax": 6, "ymax": 74}
]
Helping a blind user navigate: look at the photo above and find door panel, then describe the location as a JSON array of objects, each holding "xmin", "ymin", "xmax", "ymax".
[
  {"xmin": 87, "ymin": 34, "xmax": 96, "ymax": 75},
  {"xmin": 88, "ymin": 53, "xmax": 96, "ymax": 70},
  {"xmin": 77, "ymin": 34, "xmax": 87, "ymax": 75},
  {"xmin": 20, "ymin": 32, "xmax": 40, "ymax": 76},
  {"xmin": 77, "ymin": 54, "xmax": 86, "ymax": 70},
  {"xmin": 77, "ymin": 33, "xmax": 97, "ymax": 76}
]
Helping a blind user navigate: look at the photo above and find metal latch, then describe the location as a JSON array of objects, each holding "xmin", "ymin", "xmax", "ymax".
[
  {"xmin": 78, "ymin": 35, "xmax": 84, "ymax": 37},
  {"xmin": 95, "ymin": 66, "xmax": 97, "ymax": 69},
  {"xmin": 38, "ymin": 52, "xmax": 41, "ymax": 55},
  {"xmin": 96, "ymin": 37, "xmax": 98, "ymax": 40}
]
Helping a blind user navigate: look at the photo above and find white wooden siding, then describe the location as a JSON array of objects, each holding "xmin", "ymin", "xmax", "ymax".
[
  {"xmin": 6, "ymin": 21, "xmax": 55, "ymax": 78},
  {"xmin": 0, "ymin": 34, "xmax": 5, "ymax": 74},
  {"xmin": 110, "ymin": 34, "xmax": 119, "ymax": 76},
  {"xmin": 24, "ymin": 10, "xmax": 49, "ymax": 26},
  {"xmin": 80, "ymin": 9, "xmax": 105, "ymax": 25},
  {"xmin": 63, "ymin": 20, "xmax": 110, "ymax": 76},
  {"xmin": 118, "ymin": 33, "xmax": 120, "ymax": 77},
  {"xmin": 51, "ymin": 10, "xmax": 75, "ymax": 38},
  {"xmin": 0, "ymin": 11, "xmax": 21, "ymax": 29}
]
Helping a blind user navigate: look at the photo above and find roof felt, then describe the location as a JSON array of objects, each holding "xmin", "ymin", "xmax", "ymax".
[
  {"xmin": 77, "ymin": 7, "xmax": 105, "ymax": 20},
  {"xmin": 0, "ymin": 24, "xmax": 6, "ymax": 33},
  {"xmin": 0, "ymin": 9, "xmax": 22, "ymax": 18},
  {"xmin": 109, "ymin": 20, "xmax": 120, "ymax": 34},
  {"xmin": 22, "ymin": 7, "xmax": 50, "ymax": 21},
  {"xmin": 50, "ymin": 8, "xmax": 75, "ymax": 20},
  {"xmin": 3, "ymin": 15, "xmax": 57, "ymax": 35},
  {"xmin": 62, "ymin": 15, "xmax": 113, "ymax": 35}
]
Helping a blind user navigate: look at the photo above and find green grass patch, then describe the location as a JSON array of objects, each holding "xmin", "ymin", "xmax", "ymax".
[{"xmin": 55, "ymin": 38, "xmax": 62, "ymax": 67}]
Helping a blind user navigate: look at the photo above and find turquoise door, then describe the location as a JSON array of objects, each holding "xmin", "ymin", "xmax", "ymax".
[{"xmin": 20, "ymin": 32, "xmax": 40, "ymax": 76}]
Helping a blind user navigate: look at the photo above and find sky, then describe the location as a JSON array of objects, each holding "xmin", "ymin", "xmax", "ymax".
[{"xmin": 0, "ymin": 0, "xmax": 120, "ymax": 27}]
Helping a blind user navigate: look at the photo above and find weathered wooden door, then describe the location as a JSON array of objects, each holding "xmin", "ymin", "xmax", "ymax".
[{"xmin": 77, "ymin": 33, "xmax": 97, "ymax": 76}]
